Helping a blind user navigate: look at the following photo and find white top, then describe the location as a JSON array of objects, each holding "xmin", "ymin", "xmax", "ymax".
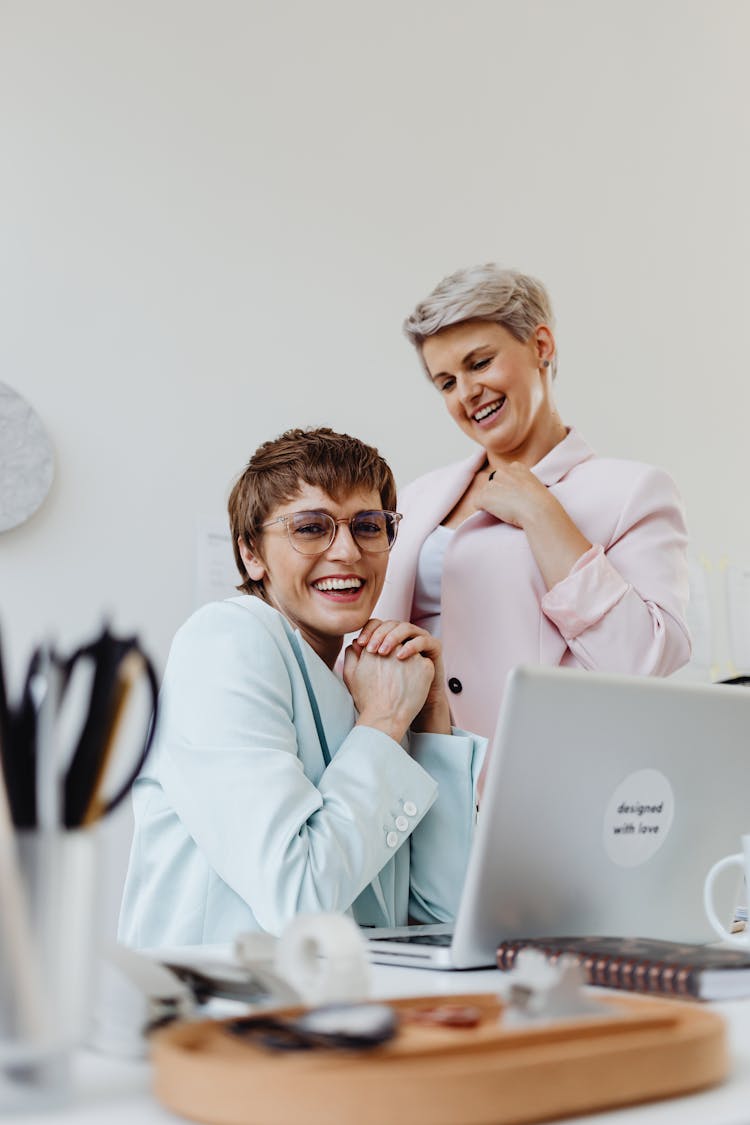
[{"xmin": 411, "ymin": 524, "xmax": 453, "ymax": 637}]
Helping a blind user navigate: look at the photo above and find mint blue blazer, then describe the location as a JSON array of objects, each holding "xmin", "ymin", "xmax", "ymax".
[{"xmin": 119, "ymin": 597, "xmax": 484, "ymax": 947}]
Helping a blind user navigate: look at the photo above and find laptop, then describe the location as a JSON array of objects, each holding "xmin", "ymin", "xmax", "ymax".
[{"xmin": 366, "ymin": 665, "xmax": 750, "ymax": 969}]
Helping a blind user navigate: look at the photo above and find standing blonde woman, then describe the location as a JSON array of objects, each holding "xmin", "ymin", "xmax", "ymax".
[{"xmin": 370, "ymin": 264, "xmax": 690, "ymax": 743}]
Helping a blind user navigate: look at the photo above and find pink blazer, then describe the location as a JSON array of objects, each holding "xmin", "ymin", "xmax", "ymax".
[{"xmin": 376, "ymin": 429, "xmax": 691, "ymax": 740}]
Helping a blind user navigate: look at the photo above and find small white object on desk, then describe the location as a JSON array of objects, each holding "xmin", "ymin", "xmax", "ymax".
[{"xmin": 7, "ymin": 950, "xmax": 750, "ymax": 1125}]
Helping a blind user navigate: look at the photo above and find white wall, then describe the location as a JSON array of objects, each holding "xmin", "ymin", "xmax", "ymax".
[{"xmin": 1, "ymin": 0, "xmax": 749, "ymax": 684}]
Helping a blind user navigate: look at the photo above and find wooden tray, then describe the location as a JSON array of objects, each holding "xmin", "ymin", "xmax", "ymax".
[{"xmin": 150, "ymin": 992, "xmax": 728, "ymax": 1125}]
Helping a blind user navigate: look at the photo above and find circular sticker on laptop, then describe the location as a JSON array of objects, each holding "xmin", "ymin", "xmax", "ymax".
[{"xmin": 602, "ymin": 769, "xmax": 674, "ymax": 867}]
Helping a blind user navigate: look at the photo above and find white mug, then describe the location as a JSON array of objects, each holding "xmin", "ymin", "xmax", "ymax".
[{"xmin": 704, "ymin": 834, "xmax": 750, "ymax": 944}]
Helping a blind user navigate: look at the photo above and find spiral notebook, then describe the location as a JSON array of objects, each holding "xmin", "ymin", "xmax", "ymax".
[
  {"xmin": 495, "ymin": 935, "xmax": 750, "ymax": 1000},
  {"xmin": 366, "ymin": 665, "xmax": 750, "ymax": 969}
]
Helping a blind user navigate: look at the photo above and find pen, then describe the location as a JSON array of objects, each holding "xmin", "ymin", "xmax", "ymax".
[{"xmin": 0, "ymin": 648, "xmax": 40, "ymax": 827}]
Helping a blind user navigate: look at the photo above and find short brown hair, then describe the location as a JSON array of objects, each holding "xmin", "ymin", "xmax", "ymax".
[{"xmin": 228, "ymin": 427, "xmax": 398, "ymax": 597}]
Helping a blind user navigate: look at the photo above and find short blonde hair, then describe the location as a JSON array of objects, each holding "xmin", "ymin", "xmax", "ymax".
[{"xmin": 404, "ymin": 263, "xmax": 557, "ymax": 375}]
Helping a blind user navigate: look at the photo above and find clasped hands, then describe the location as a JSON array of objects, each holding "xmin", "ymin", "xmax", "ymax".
[{"xmin": 343, "ymin": 619, "xmax": 451, "ymax": 743}]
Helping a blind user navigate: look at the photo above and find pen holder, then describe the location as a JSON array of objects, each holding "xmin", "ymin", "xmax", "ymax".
[{"xmin": 0, "ymin": 828, "xmax": 100, "ymax": 1113}]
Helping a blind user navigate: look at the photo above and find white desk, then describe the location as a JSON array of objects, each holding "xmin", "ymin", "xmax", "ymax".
[{"xmin": 11, "ymin": 964, "xmax": 750, "ymax": 1125}]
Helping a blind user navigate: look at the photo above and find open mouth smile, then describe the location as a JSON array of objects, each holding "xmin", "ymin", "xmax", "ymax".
[
  {"xmin": 472, "ymin": 397, "xmax": 505, "ymax": 424},
  {"xmin": 311, "ymin": 577, "xmax": 365, "ymax": 599}
]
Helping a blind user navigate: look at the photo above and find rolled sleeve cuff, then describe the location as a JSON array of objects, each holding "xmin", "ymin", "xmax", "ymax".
[
  {"xmin": 337, "ymin": 725, "xmax": 440, "ymax": 810},
  {"xmin": 541, "ymin": 544, "xmax": 630, "ymax": 640},
  {"xmin": 407, "ymin": 730, "xmax": 485, "ymax": 923},
  {"xmin": 409, "ymin": 730, "xmax": 485, "ymax": 789}
]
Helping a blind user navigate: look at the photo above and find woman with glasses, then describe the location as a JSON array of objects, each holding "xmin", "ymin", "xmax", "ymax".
[
  {"xmin": 119, "ymin": 427, "xmax": 484, "ymax": 948},
  {"xmin": 374, "ymin": 263, "xmax": 691, "ymax": 747}
]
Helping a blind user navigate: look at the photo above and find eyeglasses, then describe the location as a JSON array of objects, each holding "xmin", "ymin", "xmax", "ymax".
[{"xmin": 259, "ymin": 509, "xmax": 402, "ymax": 555}]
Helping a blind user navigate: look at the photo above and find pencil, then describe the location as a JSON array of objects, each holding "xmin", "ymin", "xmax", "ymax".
[{"xmin": 80, "ymin": 649, "xmax": 143, "ymax": 827}]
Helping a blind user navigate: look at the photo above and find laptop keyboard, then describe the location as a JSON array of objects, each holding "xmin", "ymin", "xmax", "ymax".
[{"xmin": 370, "ymin": 932, "xmax": 453, "ymax": 947}]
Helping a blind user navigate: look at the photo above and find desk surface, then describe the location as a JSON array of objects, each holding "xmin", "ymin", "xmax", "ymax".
[{"xmin": 14, "ymin": 962, "xmax": 750, "ymax": 1125}]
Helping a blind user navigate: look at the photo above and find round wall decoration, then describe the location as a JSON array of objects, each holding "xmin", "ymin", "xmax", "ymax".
[{"xmin": 0, "ymin": 382, "xmax": 55, "ymax": 532}]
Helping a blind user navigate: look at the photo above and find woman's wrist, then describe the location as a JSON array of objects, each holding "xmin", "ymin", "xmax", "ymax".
[
  {"xmin": 355, "ymin": 712, "xmax": 410, "ymax": 743},
  {"xmin": 410, "ymin": 699, "xmax": 452, "ymax": 735},
  {"xmin": 523, "ymin": 494, "xmax": 592, "ymax": 590}
]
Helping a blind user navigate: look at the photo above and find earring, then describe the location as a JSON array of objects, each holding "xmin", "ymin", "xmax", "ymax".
[{"xmin": 542, "ymin": 360, "xmax": 550, "ymax": 368}]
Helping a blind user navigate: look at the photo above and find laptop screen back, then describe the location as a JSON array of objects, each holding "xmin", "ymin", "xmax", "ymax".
[{"xmin": 449, "ymin": 665, "xmax": 750, "ymax": 968}]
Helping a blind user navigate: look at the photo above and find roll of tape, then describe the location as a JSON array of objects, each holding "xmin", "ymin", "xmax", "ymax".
[
  {"xmin": 234, "ymin": 931, "xmax": 278, "ymax": 969},
  {"xmin": 274, "ymin": 913, "xmax": 371, "ymax": 1006}
]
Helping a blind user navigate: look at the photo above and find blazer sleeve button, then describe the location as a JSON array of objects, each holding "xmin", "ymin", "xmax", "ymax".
[{"xmin": 448, "ymin": 677, "xmax": 463, "ymax": 694}]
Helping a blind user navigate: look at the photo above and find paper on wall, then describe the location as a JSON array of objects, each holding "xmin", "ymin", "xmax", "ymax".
[{"xmin": 194, "ymin": 517, "xmax": 238, "ymax": 608}]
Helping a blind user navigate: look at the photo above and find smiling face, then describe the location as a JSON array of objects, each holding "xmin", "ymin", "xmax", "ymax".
[
  {"xmin": 421, "ymin": 319, "xmax": 564, "ymax": 468},
  {"xmin": 238, "ymin": 482, "xmax": 390, "ymax": 668}
]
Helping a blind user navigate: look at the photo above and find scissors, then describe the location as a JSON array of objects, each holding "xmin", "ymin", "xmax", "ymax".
[
  {"xmin": 0, "ymin": 625, "xmax": 159, "ymax": 829},
  {"xmin": 59, "ymin": 626, "xmax": 160, "ymax": 828}
]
